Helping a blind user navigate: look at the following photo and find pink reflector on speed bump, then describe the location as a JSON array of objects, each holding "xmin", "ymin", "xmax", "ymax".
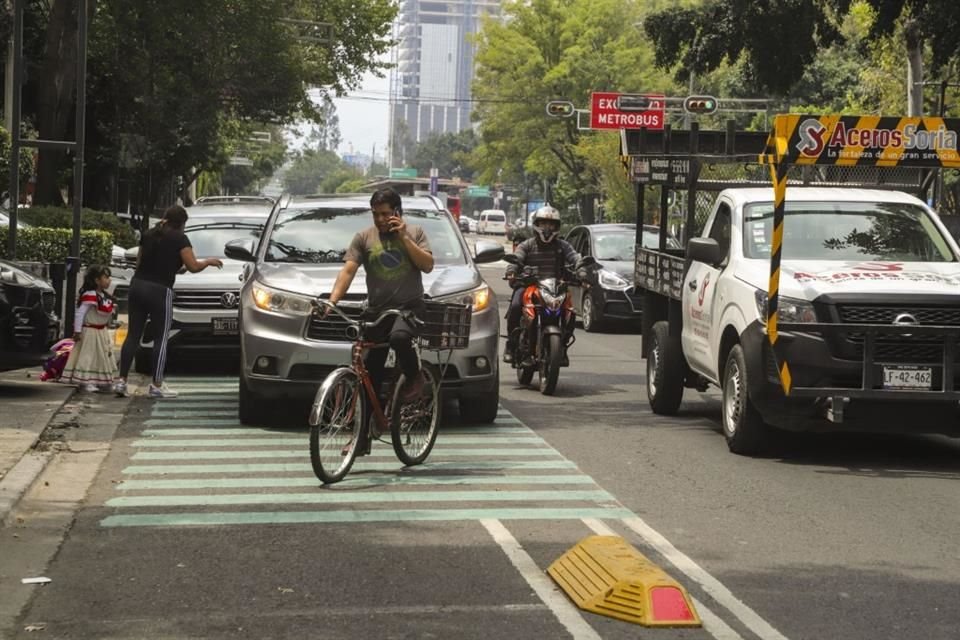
[{"xmin": 650, "ymin": 586, "xmax": 696, "ymax": 622}]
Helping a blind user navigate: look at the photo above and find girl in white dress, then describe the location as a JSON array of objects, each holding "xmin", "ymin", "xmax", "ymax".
[{"xmin": 62, "ymin": 265, "xmax": 119, "ymax": 392}]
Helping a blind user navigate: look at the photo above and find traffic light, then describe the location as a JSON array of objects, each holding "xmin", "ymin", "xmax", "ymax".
[
  {"xmin": 683, "ymin": 95, "xmax": 719, "ymax": 115},
  {"xmin": 616, "ymin": 94, "xmax": 653, "ymax": 111},
  {"xmin": 545, "ymin": 101, "xmax": 575, "ymax": 118}
]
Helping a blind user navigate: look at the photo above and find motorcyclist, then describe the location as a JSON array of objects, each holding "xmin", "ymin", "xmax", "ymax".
[{"xmin": 504, "ymin": 205, "xmax": 585, "ymax": 365}]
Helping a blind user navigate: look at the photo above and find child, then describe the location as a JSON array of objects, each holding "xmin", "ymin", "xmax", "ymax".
[{"xmin": 62, "ymin": 265, "xmax": 119, "ymax": 392}]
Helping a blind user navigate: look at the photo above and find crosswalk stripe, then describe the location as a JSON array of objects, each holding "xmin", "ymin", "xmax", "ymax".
[
  {"xmin": 131, "ymin": 448, "xmax": 562, "ymax": 461},
  {"xmin": 106, "ymin": 489, "xmax": 616, "ymax": 508},
  {"xmin": 122, "ymin": 460, "xmax": 579, "ymax": 474},
  {"xmin": 145, "ymin": 419, "xmax": 243, "ymax": 426},
  {"xmin": 140, "ymin": 427, "xmax": 533, "ymax": 437},
  {"xmin": 147, "ymin": 410, "xmax": 238, "ymax": 418},
  {"xmin": 132, "ymin": 436, "xmax": 543, "ymax": 447},
  {"xmin": 100, "ymin": 507, "xmax": 635, "ymax": 527},
  {"xmin": 116, "ymin": 474, "xmax": 598, "ymax": 490}
]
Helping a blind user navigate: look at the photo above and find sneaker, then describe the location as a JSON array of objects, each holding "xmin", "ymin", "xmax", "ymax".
[
  {"xmin": 399, "ymin": 372, "xmax": 425, "ymax": 404},
  {"xmin": 148, "ymin": 383, "xmax": 179, "ymax": 399},
  {"xmin": 503, "ymin": 350, "xmax": 515, "ymax": 364},
  {"xmin": 82, "ymin": 383, "xmax": 98, "ymax": 393},
  {"xmin": 113, "ymin": 380, "xmax": 128, "ymax": 397},
  {"xmin": 520, "ymin": 355, "xmax": 535, "ymax": 368}
]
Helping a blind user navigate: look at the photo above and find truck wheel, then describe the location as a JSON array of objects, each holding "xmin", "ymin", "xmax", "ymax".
[
  {"xmin": 647, "ymin": 321, "xmax": 684, "ymax": 415},
  {"xmin": 238, "ymin": 372, "xmax": 268, "ymax": 425},
  {"xmin": 721, "ymin": 344, "xmax": 771, "ymax": 455}
]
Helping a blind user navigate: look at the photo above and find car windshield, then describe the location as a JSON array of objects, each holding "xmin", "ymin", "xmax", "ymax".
[
  {"xmin": 592, "ymin": 230, "xmax": 679, "ymax": 260},
  {"xmin": 186, "ymin": 224, "xmax": 263, "ymax": 258},
  {"xmin": 264, "ymin": 208, "xmax": 466, "ymax": 265},
  {"xmin": 743, "ymin": 201, "xmax": 956, "ymax": 262}
]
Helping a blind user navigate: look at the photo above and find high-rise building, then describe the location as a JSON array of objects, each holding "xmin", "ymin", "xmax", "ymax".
[{"xmin": 388, "ymin": 0, "xmax": 501, "ymax": 167}]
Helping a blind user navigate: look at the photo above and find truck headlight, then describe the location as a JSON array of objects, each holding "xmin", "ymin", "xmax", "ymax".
[
  {"xmin": 598, "ymin": 269, "xmax": 630, "ymax": 290},
  {"xmin": 754, "ymin": 290, "xmax": 817, "ymax": 324},
  {"xmin": 251, "ymin": 283, "xmax": 312, "ymax": 315},
  {"xmin": 436, "ymin": 283, "xmax": 492, "ymax": 313}
]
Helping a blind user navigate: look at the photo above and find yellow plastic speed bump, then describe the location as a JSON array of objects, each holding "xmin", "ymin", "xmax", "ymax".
[{"xmin": 547, "ymin": 535, "xmax": 701, "ymax": 628}]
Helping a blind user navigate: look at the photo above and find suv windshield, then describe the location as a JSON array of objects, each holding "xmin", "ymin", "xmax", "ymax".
[
  {"xmin": 593, "ymin": 230, "xmax": 679, "ymax": 261},
  {"xmin": 743, "ymin": 201, "xmax": 956, "ymax": 262},
  {"xmin": 264, "ymin": 208, "xmax": 466, "ymax": 265},
  {"xmin": 186, "ymin": 224, "xmax": 264, "ymax": 258}
]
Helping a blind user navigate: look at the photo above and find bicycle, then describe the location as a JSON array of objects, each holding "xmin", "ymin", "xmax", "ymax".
[{"xmin": 307, "ymin": 298, "xmax": 471, "ymax": 484}]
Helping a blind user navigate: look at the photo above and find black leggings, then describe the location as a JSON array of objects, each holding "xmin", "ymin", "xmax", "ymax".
[
  {"xmin": 119, "ymin": 278, "xmax": 173, "ymax": 383},
  {"xmin": 364, "ymin": 312, "xmax": 421, "ymax": 399}
]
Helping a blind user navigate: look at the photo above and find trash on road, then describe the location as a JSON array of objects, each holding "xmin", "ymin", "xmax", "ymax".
[
  {"xmin": 24, "ymin": 623, "xmax": 47, "ymax": 632},
  {"xmin": 21, "ymin": 577, "xmax": 52, "ymax": 585}
]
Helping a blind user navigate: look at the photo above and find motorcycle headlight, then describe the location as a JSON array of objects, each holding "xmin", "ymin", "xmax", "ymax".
[
  {"xmin": 436, "ymin": 283, "xmax": 492, "ymax": 314},
  {"xmin": 541, "ymin": 291, "xmax": 565, "ymax": 309},
  {"xmin": 598, "ymin": 269, "xmax": 629, "ymax": 290},
  {"xmin": 754, "ymin": 290, "xmax": 817, "ymax": 324},
  {"xmin": 251, "ymin": 283, "xmax": 313, "ymax": 315}
]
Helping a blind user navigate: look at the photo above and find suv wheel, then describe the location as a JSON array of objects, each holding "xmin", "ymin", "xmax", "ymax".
[
  {"xmin": 458, "ymin": 370, "xmax": 500, "ymax": 424},
  {"xmin": 239, "ymin": 372, "xmax": 268, "ymax": 425}
]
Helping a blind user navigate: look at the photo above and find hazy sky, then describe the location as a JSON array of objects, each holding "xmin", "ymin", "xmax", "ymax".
[{"xmin": 331, "ymin": 70, "xmax": 391, "ymax": 160}]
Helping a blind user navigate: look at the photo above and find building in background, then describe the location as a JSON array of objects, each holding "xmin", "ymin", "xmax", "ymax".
[{"xmin": 388, "ymin": 0, "xmax": 501, "ymax": 167}]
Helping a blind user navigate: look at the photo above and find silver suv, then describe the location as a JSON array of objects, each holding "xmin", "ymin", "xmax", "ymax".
[
  {"xmin": 225, "ymin": 194, "xmax": 504, "ymax": 424},
  {"xmin": 132, "ymin": 205, "xmax": 272, "ymax": 372}
]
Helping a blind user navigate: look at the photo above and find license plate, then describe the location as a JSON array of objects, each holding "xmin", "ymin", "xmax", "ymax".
[
  {"xmin": 211, "ymin": 317, "xmax": 239, "ymax": 335},
  {"xmin": 385, "ymin": 348, "xmax": 396, "ymax": 368},
  {"xmin": 882, "ymin": 366, "xmax": 932, "ymax": 390}
]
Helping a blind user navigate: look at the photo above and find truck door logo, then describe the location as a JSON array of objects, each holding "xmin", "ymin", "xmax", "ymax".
[{"xmin": 697, "ymin": 273, "xmax": 711, "ymax": 306}]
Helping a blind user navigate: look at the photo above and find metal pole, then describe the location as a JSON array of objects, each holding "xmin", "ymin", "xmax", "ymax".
[
  {"xmin": 6, "ymin": 0, "xmax": 23, "ymax": 259},
  {"xmin": 64, "ymin": 0, "xmax": 88, "ymax": 338}
]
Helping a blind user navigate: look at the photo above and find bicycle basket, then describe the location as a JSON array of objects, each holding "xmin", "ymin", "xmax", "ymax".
[{"xmin": 419, "ymin": 301, "xmax": 472, "ymax": 350}]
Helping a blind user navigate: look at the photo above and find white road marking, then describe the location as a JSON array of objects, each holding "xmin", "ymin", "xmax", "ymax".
[
  {"xmin": 481, "ymin": 519, "xmax": 600, "ymax": 640},
  {"xmin": 582, "ymin": 518, "xmax": 745, "ymax": 640},
  {"xmin": 621, "ymin": 516, "xmax": 790, "ymax": 640}
]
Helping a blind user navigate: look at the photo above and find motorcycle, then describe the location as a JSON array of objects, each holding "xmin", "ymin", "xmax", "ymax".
[{"xmin": 503, "ymin": 254, "xmax": 596, "ymax": 395}]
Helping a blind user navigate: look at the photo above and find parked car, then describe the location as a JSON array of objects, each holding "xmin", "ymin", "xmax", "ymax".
[
  {"xmin": 0, "ymin": 260, "xmax": 59, "ymax": 371},
  {"xmin": 458, "ymin": 215, "xmax": 473, "ymax": 233},
  {"xmin": 505, "ymin": 217, "xmax": 527, "ymax": 241},
  {"xmin": 565, "ymin": 223, "xmax": 680, "ymax": 332},
  {"xmin": 128, "ymin": 212, "xmax": 271, "ymax": 373},
  {"xmin": 478, "ymin": 209, "xmax": 507, "ymax": 235},
  {"xmin": 225, "ymin": 194, "xmax": 505, "ymax": 425},
  {"xmin": 194, "ymin": 195, "xmax": 276, "ymax": 207}
]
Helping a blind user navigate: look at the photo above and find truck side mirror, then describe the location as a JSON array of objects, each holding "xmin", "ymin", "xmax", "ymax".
[{"xmin": 687, "ymin": 238, "xmax": 723, "ymax": 266}]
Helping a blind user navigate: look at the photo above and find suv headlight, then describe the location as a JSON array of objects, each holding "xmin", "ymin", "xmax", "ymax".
[
  {"xmin": 754, "ymin": 290, "xmax": 817, "ymax": 324},
  {"xmin": 435, "ymin": 283, "xmax": 491, "ymax": 313},
  {"xmin": 598, "ymin": 269, "xmax": 629, "ymax": 290},
  {"xmin": 251, "ymin": 283, "xmax": 313, "ymax": 315}
]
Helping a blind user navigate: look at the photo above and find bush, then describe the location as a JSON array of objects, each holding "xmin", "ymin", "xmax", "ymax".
[
  {"xmin": 19, "ymin": 206, "xmax": 138, "ymax": 248},
  {"xmin": 0, "ymin": 226, "xmax": 113, "ymax": 265}
]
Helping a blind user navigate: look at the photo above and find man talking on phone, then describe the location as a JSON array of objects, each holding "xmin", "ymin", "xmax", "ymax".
[{"xmin": 326, "ymin": 188, "xmax": 434, "ymax": 404}]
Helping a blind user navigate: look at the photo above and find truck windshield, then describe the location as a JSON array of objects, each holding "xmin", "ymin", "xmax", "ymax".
[
  {"xmin": 264, "ymin": 208, "xmax": 466, "ymax": 265},
  {"xmin": 743, "ymin": 201, "xmax": 956, "ymax": 262}
]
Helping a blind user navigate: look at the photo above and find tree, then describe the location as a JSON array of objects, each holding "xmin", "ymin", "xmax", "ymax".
[
  {"xmin": 472, "ymin": 0, "xmax": 671, "ymax": 224},
  {"xmin": 283, "ymin": 149, "xmax": 343, "ymax": 195},
  {"xmin": 410, "ymin": 130, "xmax": 477, "ymax": 181}
]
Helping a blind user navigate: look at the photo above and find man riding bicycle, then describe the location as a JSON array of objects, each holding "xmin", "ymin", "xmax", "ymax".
[{"xmin": 327, "ymin": 188, "xmax": 434, "ymax": 403}]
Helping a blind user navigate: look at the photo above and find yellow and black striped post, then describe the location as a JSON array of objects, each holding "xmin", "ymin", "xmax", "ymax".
[{"xmin": 766, "ymin": 160, "xmax": 791, "ymax": 394}]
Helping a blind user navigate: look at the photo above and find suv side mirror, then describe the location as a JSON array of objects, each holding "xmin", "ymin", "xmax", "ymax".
[
  {"xmin": 687, "ymin": 238, "xmax": 723, "ymax": 266},
  {"xmin": 225, "ymin": 238, "xmax": 257, "ymax": 262},
  {"xmin": 474, "ymin": 239, "xmax": 505, "ymax": 264}
]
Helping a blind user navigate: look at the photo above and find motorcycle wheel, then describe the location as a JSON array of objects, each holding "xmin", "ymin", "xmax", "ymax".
[{"xmin": 539, "ymin": 333, "xmax": 562, "ymax": 395}]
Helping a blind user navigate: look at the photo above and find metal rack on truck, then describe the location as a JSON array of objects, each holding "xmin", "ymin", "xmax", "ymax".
[{"xmin": 628, "ymin": 115, "xmax": 960, "ymax": 454}]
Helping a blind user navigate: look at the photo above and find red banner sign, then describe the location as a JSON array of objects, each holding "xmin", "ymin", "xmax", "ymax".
[{"xmin": 590, "ymin": 92, "xmax": 665, "ymax": 130}]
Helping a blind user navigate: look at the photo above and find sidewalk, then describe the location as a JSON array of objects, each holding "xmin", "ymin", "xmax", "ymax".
[{"xmin": 0, "ymin": 368, "xmax": 75, "ymax": 521}]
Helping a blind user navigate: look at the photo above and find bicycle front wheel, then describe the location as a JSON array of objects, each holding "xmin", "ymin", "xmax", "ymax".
[
  {"xmin": 309, "ymin": 367, "xmax": 364, "ymax": 484},
  {"xmin": 390, "ymin": 363, "xmax": 441, "ymax": 466}
]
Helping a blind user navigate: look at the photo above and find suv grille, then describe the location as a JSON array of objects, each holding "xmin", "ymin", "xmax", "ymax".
[
  {"xmin": 174, "ymin": 290, "xmax": 240, "ymax": 310},
  {"xmin": 305, "ymin": 297, "xmax": 365, "ymax": 342}
]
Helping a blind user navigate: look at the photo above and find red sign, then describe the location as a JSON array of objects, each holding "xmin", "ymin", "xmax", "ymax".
[{"xmin": 590, "ymin": 92, "xmax": 665, "ymax": 130}]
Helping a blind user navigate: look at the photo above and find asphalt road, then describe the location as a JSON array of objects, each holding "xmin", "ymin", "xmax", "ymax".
[{"xmin": 3, "ymin": 237, "xmax": 960, "ymax": 639}]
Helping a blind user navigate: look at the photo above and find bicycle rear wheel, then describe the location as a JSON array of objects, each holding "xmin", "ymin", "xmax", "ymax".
[
  {"xmin": 309, "ymin": 367, "xmax": 364, "ymax": 484},
  {"xmin": 390, "ymin": 363, "xmax": 441, "ymax": 466}
]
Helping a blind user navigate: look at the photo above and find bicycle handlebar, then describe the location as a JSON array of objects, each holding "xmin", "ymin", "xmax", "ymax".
[{"xmin": 312, "ymin": 299, "xmax": 420, "ymax": 331}]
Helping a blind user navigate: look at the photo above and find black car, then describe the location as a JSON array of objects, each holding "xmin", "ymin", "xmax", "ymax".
[
  {"xmin": 0, "ymin": 260, "xmax": 59, "ymax": 371},
  {"xmin": 565, "ymin": 224, "xmax": 680, "ymax": 332}
]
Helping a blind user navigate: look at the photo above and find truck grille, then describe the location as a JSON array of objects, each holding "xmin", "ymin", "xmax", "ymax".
[
  {"xmin": 837, "ymin": 305, "xmax": 960, "ymax": 364},
  {"xmin": 174, "ymin": 290, "xmax": 240, "ymax": 310},
  {"xmin": 838, "ymin": 305, "xmax": 960, "ymax": 326},
  {"xmin": 305, "ymin": 297, "xmax": 365, "ymax": 342}
]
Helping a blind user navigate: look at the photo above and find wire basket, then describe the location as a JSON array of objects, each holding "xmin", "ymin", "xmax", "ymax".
[{"xmin": 419, "ymin": 301, "xmax": 472, "ymax": 350}]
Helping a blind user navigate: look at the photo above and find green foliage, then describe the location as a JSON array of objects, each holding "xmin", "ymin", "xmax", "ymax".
[
  {"xmin": 410, "ymin": 130, "xmax": 478, "ymax": 181},
  {"xmin": 283, "ymin": 149, "xmax": 345, "ymax": 195},
  {"xmin": 335, "ymin": 178, "xmax": 368, "ymax": 194},
  {"xmin": 321, "ymin": 167, "xmax": 363, "ymax": 194},
  {"xmin": 0, "ymin": 227, "xmax": 113, "ymax": 265},
  {"xmin": 19, "ymin": 207, "xmax": 138, "ymax": 248},
  {"xmin": 0, "ymin": 127, "xmax": 34, "ymax": 190}
]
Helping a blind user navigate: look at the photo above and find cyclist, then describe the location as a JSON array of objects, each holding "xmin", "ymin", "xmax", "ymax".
[
  {"xmin": 327, "ymin": 188, "xmax": 434, "ymax": 404},
  {"xmin": 504, "ymin": 204, "xmax": 584, "ymax": 365}
]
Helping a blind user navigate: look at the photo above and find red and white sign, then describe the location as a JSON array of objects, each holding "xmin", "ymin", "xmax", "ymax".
[{"xmin": 590, "ymin": 92, "xmax": 665, "ymax": 130}]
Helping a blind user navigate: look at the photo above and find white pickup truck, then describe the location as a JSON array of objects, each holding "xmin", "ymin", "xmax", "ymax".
[{"xmin": 638, "ymin": 186, "xmax": 960, "ymax": 454}]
